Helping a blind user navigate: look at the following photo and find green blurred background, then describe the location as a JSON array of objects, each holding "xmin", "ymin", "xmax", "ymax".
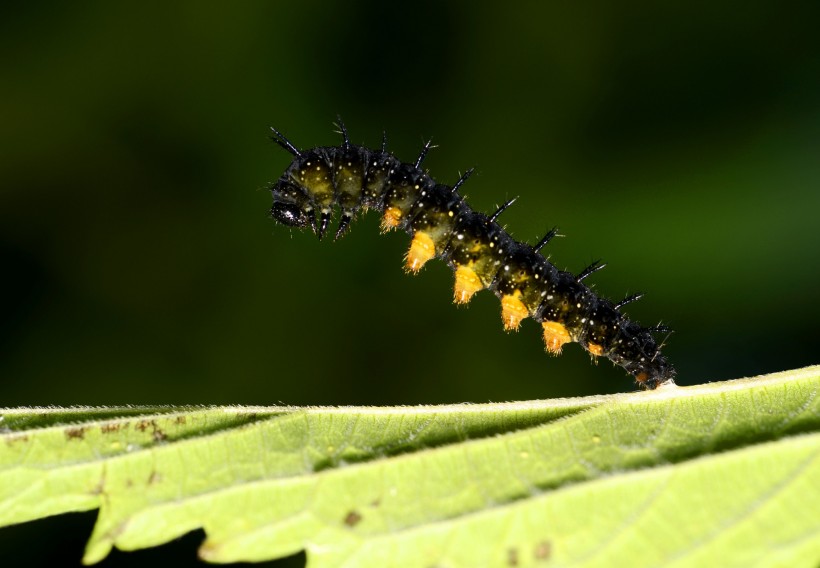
[{"xmin": 1, "ymin": 1, "xmax": 819, "ymax": 564}]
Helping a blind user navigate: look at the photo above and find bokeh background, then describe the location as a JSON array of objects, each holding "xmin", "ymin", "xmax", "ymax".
[{"xmin": 2, "ymin": 1, "xmax": 819, "ymax": 565}]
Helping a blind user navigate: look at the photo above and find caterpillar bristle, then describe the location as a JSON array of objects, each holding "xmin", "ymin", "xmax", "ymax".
[
  {"xmin": 576, "ymin": 260, "xmax": 606, "ymax": 282},
  {"xmin": 533, "ymin": 227, "xmax": 558, "ymax": 253},
  {"xmin": 648, "ymin": 323, "xmax": 673, "ymax": 334},
  {"xmin": 488, "ymin": 197, "xmax": 517, "ymax": 223},
  {"xmin": 451, "ymin": 168, "xmax": 474, "ymax": 194},
  {"xmin": 615, "ymin": 292, "xmax": 644, "ymax": 309},
  {"xmin": 334, "ymin": 115, "xmax": 350, "ymax": 150},
  {"xmin": 414, "ymin": 139, "xmax": 435, "ymax": 169},
  {"xmin": 269, "ymin": 126, "xmax": 301, "ymax": 157}
]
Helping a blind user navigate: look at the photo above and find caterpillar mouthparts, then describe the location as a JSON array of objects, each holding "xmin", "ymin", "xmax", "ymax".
[{"xmin": 268, "ymin": 120, "xmax": 676, "ymax": 390}]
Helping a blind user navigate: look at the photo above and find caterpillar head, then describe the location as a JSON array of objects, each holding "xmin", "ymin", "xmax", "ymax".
[
  {"xmin": 271, "ymin": 200, "xmax": 308, "ymax": 228},
  {"xmin": 270, "ymin": 180, "xmax": 315, "ymax": 231}
]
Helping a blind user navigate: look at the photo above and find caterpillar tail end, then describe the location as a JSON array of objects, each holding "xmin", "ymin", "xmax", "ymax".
[{"xmin": 634, "ymin": 369, "xmax": 677, "ymax": 390}]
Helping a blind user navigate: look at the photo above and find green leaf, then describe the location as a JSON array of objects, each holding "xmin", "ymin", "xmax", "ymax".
[{"xmin": 2, "ymin": 366, "xmax": 819, "ymax": 567}]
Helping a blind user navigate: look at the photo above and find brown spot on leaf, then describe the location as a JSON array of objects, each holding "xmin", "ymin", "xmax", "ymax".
[
  {"xmin": 343, "ymin": 510, "xmax": 362, "ymax": 527},
  {"xmin": 174, "ymin": 415, "xmax": 187, "ymax": 425},
  {"xmin": 135, "ymin": 419, "xmax": 167, "ymax": 442},
  {"xmin": 100, "ymin": 422, "xmax": 121, "ymax": 434},
  {"xmin": 65, "ymin": 427, "xmax": 87, "ymax": 440},
  {"xmin": 148, "ymin": 471, "xmax": 163, "ymax": 485},
  {"xmin": 369, "ymin": 498, "xmax": 381, "ymax": 508},
  {"xmin": 507, "ymin": 547, "xmax": 519, "ymax": 566},
  {"xmin": 534, "ymin": 540, "xmax": 552, "ymax": 561}
]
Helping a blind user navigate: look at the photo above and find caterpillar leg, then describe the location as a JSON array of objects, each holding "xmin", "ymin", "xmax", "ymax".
[
  {"xmin": 501, "ymin": 293, "xmax": 528, "ymax": 331},
  {"xmin": 381, "ymin": 207, "xmax": 402, "ymax": 232},
  {"xmin": 542, "ymin": 321, "xmax": 571, "ymax": 354},
  {"xmin": 453, "ymin": 266, "xmax": 483, "ymax": 304},
  {"xmin": 405, "ymin": 232, "xmax": 436, "ymax": 273}
]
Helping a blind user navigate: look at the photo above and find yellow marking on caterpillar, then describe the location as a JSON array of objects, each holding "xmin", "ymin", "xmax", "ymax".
[
  {"xmin": 405, "ymin": 232, "xmax": 436, "ymax": 273},
  {"xmin": 453, "ymin": 265, "xmax": 483, "ymax": 304},
  {"xmin": 587, "ymin": 342, "xmax": 604, "ymax": 357},
  {"xmin": 380, "ymin": 206, "xmax": 402, "ymax": 232},
  {"xmin": 501, "ymin": 293, "xmax": 529, "ymax": 331},
  {"xmin": 542, "ymin": 321, "xmax": 571, "ymax": 354}
]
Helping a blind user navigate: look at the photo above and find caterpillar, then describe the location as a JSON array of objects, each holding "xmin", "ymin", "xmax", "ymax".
[{"xmin": 267, "ymin": 121, "xmax": 676, "ymax": 390}]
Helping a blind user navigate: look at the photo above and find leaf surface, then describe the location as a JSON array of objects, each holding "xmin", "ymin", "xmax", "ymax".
[{"xmin": 1, "ymin": 367, "xmax": 818, "ymax": 567}]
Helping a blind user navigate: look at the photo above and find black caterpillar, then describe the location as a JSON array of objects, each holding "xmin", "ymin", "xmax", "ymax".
[{"xmin": 267, "ymin": 121, "xmax": 676, "ymax": 389}]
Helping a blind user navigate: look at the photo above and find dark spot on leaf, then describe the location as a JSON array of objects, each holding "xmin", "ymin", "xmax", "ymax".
[
  {"xmin": 135, "ymin": 419, "xmax": 167, "ymax": 442},
  {"xmin": 534, "ymin": 540, "xmax": 552, "ymax": 561},
  {"xmin": 369, "ymin": 498, "xmax": 381, "ymax": 508},
  {"xmin": 174, "ymin": 415, "xmax": 187, "ymax": 425},
  {"xmin": 100, "ymin": 422, "xmax": 121, "ymax": 434},
  {"xmin": 125, "ymin": 478, "xmax": 134, "ymax": 487},
  {"xmin": 148, "ymin": 471, "xmax": 163, "ymax": 485},
  {"xmin": 65, "ymin": 427, "xmax": 86, "ymax": 440},
  {"xmin": 507, "ymin": 547, "xmax": 519, "ymax": 566},
  {"xmin": 343, "ymin": 510, "xmax": 362, "ymax": 527}
]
